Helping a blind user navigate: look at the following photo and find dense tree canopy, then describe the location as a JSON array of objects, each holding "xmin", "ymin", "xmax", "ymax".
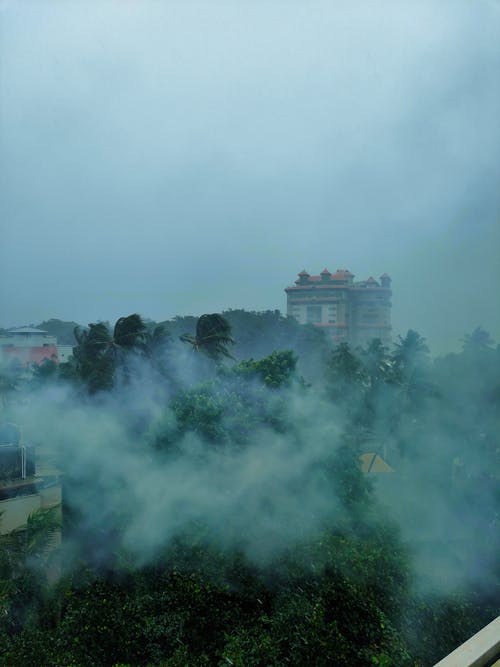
[{"xmin": 1, "ymin": 314, "xmax": 498, "ymax": 666}]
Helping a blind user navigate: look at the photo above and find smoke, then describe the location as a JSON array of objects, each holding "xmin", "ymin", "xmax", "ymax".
[
  {"xmin": 10, "ymin": 357, "xmax": 347, "ymax": 569},
  {"xmin": 5, "ymin": 328, "xmax": 499, "ymax": 614}
]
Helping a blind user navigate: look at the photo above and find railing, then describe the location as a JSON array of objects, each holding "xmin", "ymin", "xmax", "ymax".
[
  {"xmin": 0, "ymin": 444, "xmax": 36, "ymax": 480},
  {"xmin": 434, "ymin": 616, "xmax": 500, "ymax": 666}
]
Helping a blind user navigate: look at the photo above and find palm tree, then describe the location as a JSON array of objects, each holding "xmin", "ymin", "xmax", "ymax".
[
  {"xmin": 71, "ymin": 322, "xmax": 114, "ymax": 393},
  {"xmin": 360, "ymin": 338, "xmax": 392, "ymax": 388},
  {"xmin": 73, "ymin": 315, "xmax": 149, "ymax": 360},
  {"xmin": 392, "ymin": 329, "xmax": 429, "ymax": 373},
  {"xmin": 462, "ymin": 326, "xmax": 495, "ymax": 353},
  {"xmin": 180, "ymin": 314, "xmax": 235, "ymax": 361},
  {"xmin": 112, "ymin": 314, "xmax": 148, "ymax": 352},
  {"xmin": 389, "ymin": 331, "xmax": 439, "ymax": 459},
  {"xmin": 70, "ymin": 315, "xmax": 154, "ymax": 392},
  {"xmin": 326, "ymin": 341, "xmax": 365, "ymax": 404}
]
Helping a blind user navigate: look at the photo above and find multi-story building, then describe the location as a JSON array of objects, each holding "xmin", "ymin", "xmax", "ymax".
[
  {"xmin": 0, "ymin": 327, "xmax": 59, "ymax": 366},
  {"xmin": 0, "ymin": 326, "xmax": 74, "ymax": 367},
  {"xmin": 285, "ymin": 268, "xmax": 392, "ymax": 347}
]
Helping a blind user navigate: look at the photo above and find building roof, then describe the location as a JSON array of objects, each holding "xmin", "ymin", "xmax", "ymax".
[
  {"xmin": 293, "ymin": 268, "xmax": 355, "ymax": 284},
  {"xmin": 379, "ymin": 273, "xmax": 391, "ymax": 280},
  {"xmin": 286, "ymin": 284, "xmax": 349, "ymax": 291},
  {"xmin": 330, "ymin": 269, "xmax": 353, "ymax": 281},
  {"xmin": 365, "ymin": 277, "xmax": 379, "ymax": 284},
  {"xmin": 360, "ymin": 453, "xmax": 394, "ymax": 473},
  {"xmin": 7, "ymin": 327, "xmax": 48, "ymax": 334}
]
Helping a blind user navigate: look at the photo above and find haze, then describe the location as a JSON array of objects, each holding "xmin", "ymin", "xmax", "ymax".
[{"xmin": 1, "ymin": 0, "xmax": 499, "ymax": 352}]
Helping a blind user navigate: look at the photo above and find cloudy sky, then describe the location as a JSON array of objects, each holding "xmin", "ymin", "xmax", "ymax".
[{"xmin": 1, "ymin": 0, "xmax": 499, "ymax": 351}]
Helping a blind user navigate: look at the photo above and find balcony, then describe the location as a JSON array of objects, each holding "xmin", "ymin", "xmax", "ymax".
[
  {"xmin": 434, "ymin": 616, "xmax": 500, "ymax": 666},
  {"xmin": 0, "ymin": 439, "xmax": 62, "ymax": 534}
]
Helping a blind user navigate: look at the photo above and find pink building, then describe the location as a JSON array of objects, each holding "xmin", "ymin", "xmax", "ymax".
[
  {"xmin": 285, "ymin": 268, "xmax": 392, "ymax": 347},
  {"xmin": 0, "ymin": 327, "xmax": 59, "ymax": 366}
]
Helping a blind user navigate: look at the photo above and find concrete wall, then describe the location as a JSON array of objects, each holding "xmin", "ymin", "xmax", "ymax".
[
  {"xmin": 57, "ymin": 345, "xmax": 74, "ymax": 363},
  {"xmin": 0, "ymin": 494, "xmax": 41, "ymax": 533},
  {"xmin": 0, "ymin": 483, "xmax": 62, "ymax": 534}
]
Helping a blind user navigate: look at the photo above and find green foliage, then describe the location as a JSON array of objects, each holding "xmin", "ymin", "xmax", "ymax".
[
  {"xmin": 2, "ymin": 317, "xmax": 499, "ymax": 666},
  {"xmin": 393, "ymin": 329, "xmax": 429, "ymax": 370},
  {"xmin": 169, "ymin": 361, "xmax": 290, "ymax": 447},
  {"xmin": 163, "ymin": 308, "xmax": 331, "ymax": 381},
  {"xmin": 403, "ymin": 591, "xmax": 499, "ymax": 666},
  {"xmin": 70, "ymin": 321, "xmax": 115, "ymax": 393},
  {"xmin": 64, "ymin": 314, "xmax": 172, "ymax": 394},
  {"xmin": 324, "ymin": 342, "xmax": 366, "ymax": 427},
  {"xmin": 0, "ymin": 506, "xmax": 61, "ymax": 641},
  {"xmin": 172, "ymin": 383, "xmax": 227, "ymax": 443},
  {"xmin": 30, "ymin": 357, "xmax": 59, "ymax": 388},
  {"xmin": 180, "ymin": 313, "xmax": 235, "ymax": 362},
  {"xmin": 461, "ymin": 325, "xmax": 495, "ymax": 352},
  {"xmin": 35, "ymin": 319, "xmax": 82, "ymax": 345},
  {"xmin": 233, "ymin": 350, "xmax": 298, "ymax": 388},
  {"xmin": 326, "ymin": 442, "xmax": 372, "ymax": 510},
  {"xmin": 112, "ymin": 314, "xmax": 148, "ymax": 350}
]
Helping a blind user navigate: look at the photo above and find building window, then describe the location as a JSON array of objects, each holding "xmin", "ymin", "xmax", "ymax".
[{"xmin": 307, "ymin": 305, "xmax": 322, "ymax": 324}]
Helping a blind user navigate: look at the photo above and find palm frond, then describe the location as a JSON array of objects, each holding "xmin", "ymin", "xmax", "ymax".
[
  {"xmin": 25, "ymin": 506, "xmax": 61, "ymax": 558},
  {"xmin": 113, "ymin": 314, "xmax": 147, "ymax": 349},
  {"xmin": 179, "ymin": 333, "xmax": 197, "ymax": 346},
  {"xmin": 196, "ymin": 314, "xmax": 234, "ymax": 343}
]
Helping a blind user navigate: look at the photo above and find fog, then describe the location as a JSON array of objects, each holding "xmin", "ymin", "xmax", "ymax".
[
  {"xmin": 13, "ymin": 377, "xmax": 345, "ymax": 566},
  {"xmin": 1, "ymin": 0, "xmax": 499, "ymax": 353},
  {"xmin": 7, "ymin": 328, "xmax": 498, "ymax": 604}
]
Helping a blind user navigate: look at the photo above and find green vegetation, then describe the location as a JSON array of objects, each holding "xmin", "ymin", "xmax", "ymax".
[
  {"xmin": 35, "ymin": 319, "xmax": 83, "ymax": 346},
  {"xmin": 0, "ymin": 314, "xmax": 498, "ymax": 666}
]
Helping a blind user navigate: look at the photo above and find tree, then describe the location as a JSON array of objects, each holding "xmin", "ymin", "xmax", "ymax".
[
  {"xmin": 30, "ymin": 358, "xmax": 58, "ymax": 388},
  {"xmin": 360, "ymin": 338, "xmax": 392, "ymax": 388},
  {"xmin": 392, "ymin": 329, "xmax": 429, "ymax": 374},
  {"xmin": 35, "ymin": 319, "xmax": 82, "ymax": 345},
  {"xmin": 180, "ymin": 314, "xmax": 235, "ymax": 362},
  {"xmin": 112, "ymin": 314, "xmax": 148, "ymax": 352},
  {"xmin": 233, "ymin": 350, "xmax": 298, "ymax": 388},
  {"xmin": 70, "ymin": 322, "xmax": 114, "ymax": 393},
  {"xmin": 0, "ymin": 507, "xmax": 61, "ymax": 636},
  {"xmin": 391, "ymin": 330, "xmax": 437, "ymax": 408},
  {"xmin": 67, "ymin": 314, "xmax": 166, "ymax": 393},
  {"xmin": 324, "ymin": 342, "xmax": 365, "ymax": 417},
  {"xmin": 462, "ymin": 326, "xmax": 495, "ymax": 353},
  {"xmin": 356, "ymin": 339, "xmax": 401, "ymax": 445}
]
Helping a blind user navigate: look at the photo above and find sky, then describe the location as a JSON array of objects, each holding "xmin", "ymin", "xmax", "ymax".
[{"xmin": 1, "ymin": 0, "xmax": 499, "ymax": 353}]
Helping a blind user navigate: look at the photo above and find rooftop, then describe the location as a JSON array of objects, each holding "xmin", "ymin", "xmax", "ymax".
[{"xmin": 6, "ymin": 327, "xmax": 48, "ymax": 334}]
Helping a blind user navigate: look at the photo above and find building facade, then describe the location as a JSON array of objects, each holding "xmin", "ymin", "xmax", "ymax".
[
  {"xmin": 0, "ymin": 327, "xmax": 59, "ymax": 366},
  {"xmin": 285, "ymin": 268, "xmax": 392, "ymax": 347}
]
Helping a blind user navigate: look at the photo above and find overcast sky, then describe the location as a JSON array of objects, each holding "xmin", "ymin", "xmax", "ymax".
[{"xmin": 1, "ymin": 0, "xmax": 499, "ymax": 352}]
